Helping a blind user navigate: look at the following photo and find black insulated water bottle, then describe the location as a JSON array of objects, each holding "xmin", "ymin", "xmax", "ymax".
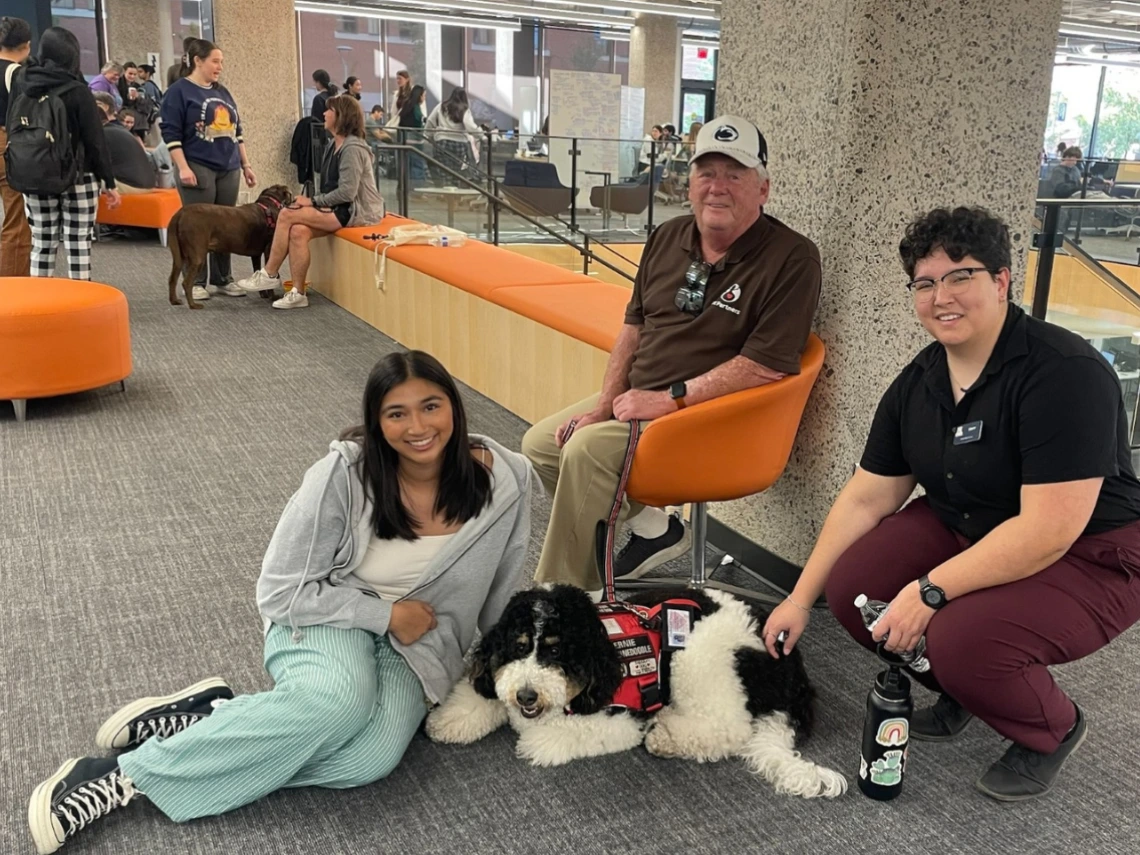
[{"xmin": 858, "ymin": 653, "xmax": 913, "ymax": 801}]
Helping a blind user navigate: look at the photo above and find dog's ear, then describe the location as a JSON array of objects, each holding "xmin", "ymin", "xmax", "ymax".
[
  {"xmin": 551, "ymin": 586, "xmax": 622, "ymax": 715},
  {"xmin": 468, "ymin": 590, "xmax": 531, "ymax": 700}
]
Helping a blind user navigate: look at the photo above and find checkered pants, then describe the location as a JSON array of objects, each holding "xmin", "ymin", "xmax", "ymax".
[{"xmin": 23, "ymin": 175, "xmax": 102, "ymax": 280}]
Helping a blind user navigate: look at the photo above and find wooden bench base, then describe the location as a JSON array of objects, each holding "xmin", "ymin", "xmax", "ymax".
[{"xmin": 308, "ymin": 236, "xmax": 610, "ymax": 423}]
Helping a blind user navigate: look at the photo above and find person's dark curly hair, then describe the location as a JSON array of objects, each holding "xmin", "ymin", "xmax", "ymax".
[{"xmin": 898, "ymin": 206, "xmax": 1011, "ymax": 280}]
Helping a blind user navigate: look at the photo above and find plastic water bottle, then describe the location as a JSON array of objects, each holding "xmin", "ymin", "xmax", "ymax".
[
  {"xmin": 854, "ymin": 594, "xmax": 930, "ymax": 673},
  {"xmin": 858, "ymin": 658, "xmax": 913, "ymax": 801},
  {"xmin": 427, "ymin": 235, "xmax": 454, "ymax": 247}
]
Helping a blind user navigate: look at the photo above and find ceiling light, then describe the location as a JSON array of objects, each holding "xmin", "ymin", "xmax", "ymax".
[
  {"xmin": 1112, "ymin": 1, "xmax": 1140, "ymax": 6},
  {"xmin": 1058, "ymin": 21, "xmax": 1140, "ymax": 44},
  {"xmin": 409, "ymin": 0, "xmax": 635, "ymax": 27},
  {"xmin": 527, "ymin": 0, "xmax": 719, "ymax": 22},
  {"xmin": 295, "ymin": 1, "xmax": 521, "ymax": 30},
  {"xmin": 682, "ymin": 38, "xmax": 719, "ymax": 49},
  {"xmin": 1111, "ymin": 8, "xmax": 1140, "ymax": 16}
]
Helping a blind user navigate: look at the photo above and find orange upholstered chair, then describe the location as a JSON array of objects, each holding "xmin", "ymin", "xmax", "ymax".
[
  {"xmin": 0, "ymin": 278, "xmax": 132, "ymax": 421},
  {"xmin": 96, "ymin": 189, "xmax": 182, "ymax": 246},
  {"xmin": 617, "ymin": 334, "xmax": 826, "ymax": 602}
]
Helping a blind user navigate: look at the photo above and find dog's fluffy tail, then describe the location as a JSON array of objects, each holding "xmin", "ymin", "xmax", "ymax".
[{"xmin": 740, "ymin": 712, "xmax": 847, "ymax": 799}]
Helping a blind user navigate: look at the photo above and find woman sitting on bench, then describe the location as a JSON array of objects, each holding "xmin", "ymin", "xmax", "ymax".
[{"xmin": 236, "ymin": 95, "xmax": 384, "ymax": 309}]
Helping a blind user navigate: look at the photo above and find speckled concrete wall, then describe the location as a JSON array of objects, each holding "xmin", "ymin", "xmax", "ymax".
[
  {"xmin": 712, "ymin": 0, "xmax": 1062, "ymax": 564},
  {"xmin": 629, "ymin": 13, "xmax": 679, "ymax": 132},
  {"xmin": 213, "ymin": 0, "xmax": 299, "ymax": 191},
  {"xmin": 105, "ymin": 0, "xmax": 160, "ymax": 68}
]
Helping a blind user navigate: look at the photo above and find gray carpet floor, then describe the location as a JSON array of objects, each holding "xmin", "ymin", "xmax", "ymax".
[{"xmin": 4, "ymin": 236, "xmax": 1140, "ymax": 855}]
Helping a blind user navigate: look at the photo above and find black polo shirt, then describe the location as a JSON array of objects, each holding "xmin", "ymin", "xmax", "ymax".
[{"xmin": 861, "ymin": 303, "xmax": 1140, "ymax": 540}]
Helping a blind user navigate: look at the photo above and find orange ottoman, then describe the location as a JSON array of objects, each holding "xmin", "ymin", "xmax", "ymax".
[
  {"xmin": 0, "ymin": 278, "xmax": 132, "ymax": 422},
  {"xmin": 97, "ymin": 188, "xmax": 182, "ymax": 246}
]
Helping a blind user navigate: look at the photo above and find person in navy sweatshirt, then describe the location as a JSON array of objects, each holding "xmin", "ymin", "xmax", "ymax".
[{"xmin": 160, "ymin": 37, "xmax": 256, "ymax": 302}]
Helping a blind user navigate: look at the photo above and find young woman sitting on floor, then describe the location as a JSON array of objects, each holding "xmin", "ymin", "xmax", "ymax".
[
  {"xmin": 28, "ymin": 350, "xmax": 534, "ymax": 854},
  {"xmin": 236, "ymin": 94, "xmax": 384, "ymax": 309}
]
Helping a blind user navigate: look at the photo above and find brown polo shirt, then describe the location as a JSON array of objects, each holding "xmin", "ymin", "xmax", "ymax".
[{"xmin": 624, "ymin": 213, "xmax": 821, "ymax": 390}]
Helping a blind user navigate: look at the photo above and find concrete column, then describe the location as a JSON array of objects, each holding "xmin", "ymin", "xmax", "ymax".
[
  {"xmin": 104, "ymin": 0, "xmax": 160, "ymax": 65},
  {"xmin": 213, "ymin": 0, "xmax": 299, "ymax": 190},
  {"xmin": 628, "ymin": 13, "xmax": 680, "ymax": 131},
  {"xmin": 714, "ymin": 0, "xmax": 1063, "ymax": 564}
]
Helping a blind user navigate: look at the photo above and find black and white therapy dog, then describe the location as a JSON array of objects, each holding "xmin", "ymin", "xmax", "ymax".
[{"xmin": 426, "ymin": 585, "xmax": 846, "ymax": 798}]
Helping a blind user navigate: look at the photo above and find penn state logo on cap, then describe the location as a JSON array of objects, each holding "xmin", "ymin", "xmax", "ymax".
[
  {"xmin": 721, "ymin": 284, "xmax": 741, "ymax": 303},
  {"xmin": 694, "ymin": 116, "xmax": 768, "ymax": 169}
]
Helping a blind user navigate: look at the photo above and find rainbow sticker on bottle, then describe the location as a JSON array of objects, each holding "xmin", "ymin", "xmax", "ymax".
[{"xmin": 875, "ymin": 717, "xmax": 909, "ymax": 747}]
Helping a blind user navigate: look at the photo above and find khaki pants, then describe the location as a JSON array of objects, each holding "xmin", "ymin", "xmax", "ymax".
[
  {"xmin": 0, "ymin": 126, "xmax": 32, "ymax": 276},
  {"xmin": 522, "ymin": 394, "xmax": 647, "ymax": 590}
]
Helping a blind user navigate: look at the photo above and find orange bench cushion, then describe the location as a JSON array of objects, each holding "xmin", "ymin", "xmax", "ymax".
[
  {"xmin": 97, "ymin": 188, "xmax": 182, "ymax": 229},
  {"xmin": 0, "ymin": 277, "xmax": 132, "ymax": 400},
  {"xmin": 491, "ymin": 282, "xmax": 629, "ymax": 352},
  {"xmin": 334, "ymin": 216, "xmax": 598, "ymax": 300}
]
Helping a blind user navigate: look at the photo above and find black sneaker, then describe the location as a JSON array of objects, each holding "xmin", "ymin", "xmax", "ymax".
[
  {"xmin": 28, "ymin": 756, "xmax": 138, "ymax": 854},
  {"xmin": 95, "ymin": 677, "xmax": 233, "ymax": 751},
  {"xmin": 911, "ymin": 693, "xmax": 974, "ymax": 742},
  {"xmin": 975, "ymin": 704, "xmax": 1088, "ymax": 802},
  {"xmin": 614, "ymin": 515, "xmax": 690, "ymax": 580}
]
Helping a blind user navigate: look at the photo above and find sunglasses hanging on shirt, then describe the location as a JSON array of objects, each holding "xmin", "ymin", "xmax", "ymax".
[{"xmin": 675, "ymin": 259, "xmax": 713, "ymax": 316}]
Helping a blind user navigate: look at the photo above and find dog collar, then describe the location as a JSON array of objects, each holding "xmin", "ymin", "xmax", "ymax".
[{"xmin": 256, "ymin": 198, "xmax": 284, "ymax": 230}]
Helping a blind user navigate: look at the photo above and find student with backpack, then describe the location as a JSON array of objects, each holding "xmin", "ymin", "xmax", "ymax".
[
  {"xmin": 0, "ymin": 16, "xmax": 33, "ymax": 276},
  {"xmin": 7, "ymin": 26, "xmax": 120, "ymax": 280}
]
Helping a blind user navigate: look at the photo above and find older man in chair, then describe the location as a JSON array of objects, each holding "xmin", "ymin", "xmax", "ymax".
[{"xmin": 522, "ymin": 116, "xmax": 822, "ymax": 594}]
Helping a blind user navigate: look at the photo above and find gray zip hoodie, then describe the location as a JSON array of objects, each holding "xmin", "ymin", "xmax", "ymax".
[
  {"xmin": 257, "ymin": 434, "xmax": 534, "ymax": 704},
  {"xmin": 312, "ymin": 135, "xmax": 386, "ymax": 226}
]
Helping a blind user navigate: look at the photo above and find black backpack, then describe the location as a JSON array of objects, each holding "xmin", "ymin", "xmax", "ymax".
[{"xmin": 4, "ymin": 79, "xmax": 82, "ymax": 196}]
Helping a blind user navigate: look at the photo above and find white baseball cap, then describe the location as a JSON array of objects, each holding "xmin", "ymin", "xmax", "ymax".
[{"xmin": 692, "ymin": 116, "xmax": 768, "ymax": 169}]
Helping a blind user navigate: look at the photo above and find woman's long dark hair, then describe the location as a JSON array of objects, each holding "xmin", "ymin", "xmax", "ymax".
[
  {"xmin": 443, "ymin": 87, "xmax": 469, "ymax": 123},
  {"xmin": 399, "ymin": 84, "xmax": 425, "ymax": 125},
  {"xmin": 312, "ymin": 68, "xmax": 338, "ymax": 95},
  {"xmin": 38, "ymin": 26, "xmax": 81, "ymax": 77},
  {"xmin": 342, "ymin": 351, "xmax": 492, "ymax": 540},
  {"xmin": 180, "ymin": 38, "xmax": 218, "ymax": 82}
]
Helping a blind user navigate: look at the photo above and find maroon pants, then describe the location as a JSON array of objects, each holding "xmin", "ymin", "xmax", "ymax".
[{"xmin": 825, "ymin": 498, "xmax": 1140, "ymax": 753}]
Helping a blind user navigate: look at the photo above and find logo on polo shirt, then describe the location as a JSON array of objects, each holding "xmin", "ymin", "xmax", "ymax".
[{"xmin": 720, "ymin": 284, "xmax": 741, "ymax": 304}]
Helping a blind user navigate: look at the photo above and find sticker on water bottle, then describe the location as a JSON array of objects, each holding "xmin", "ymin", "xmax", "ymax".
[
  {"xmin": 875, "ymin": 718, "xmax": 909, "ymax": 747},
  {"xmin": 439, "ymin": 235, "xmax": 449, "ymax": 247},
  {"xmin": 859, "ymin": 755, "xmax": 868, "ymax": 780},
  {"xmin": 869, "ymin": 749, "xmax": 904, "ymax": 786}
]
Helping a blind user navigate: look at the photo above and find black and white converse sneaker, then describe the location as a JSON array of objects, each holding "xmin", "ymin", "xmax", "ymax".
[
  {"xmin": 95, "ymin": 677, "xmax": 233, "ymax": 751},
  {"xmin": 613, "ymin": 514, "xmax": 691, "ymax": 580},
  {"xmin": 28, "ymin": 756, "xmax": 138, "ymax": 854}
]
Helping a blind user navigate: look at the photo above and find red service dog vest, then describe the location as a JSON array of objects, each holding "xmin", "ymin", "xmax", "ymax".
[{"xmin": 595, "ymin": 599, "xmax": 702, "ymax": 713}]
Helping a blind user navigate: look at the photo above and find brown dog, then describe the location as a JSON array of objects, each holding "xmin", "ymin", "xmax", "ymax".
[{"xmin": 167, "ymin": 185, "xmax": 294, "ymax": 309}]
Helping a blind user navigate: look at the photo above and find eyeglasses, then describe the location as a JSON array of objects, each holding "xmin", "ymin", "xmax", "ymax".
[
  {"xmin": 675, "ymin": 259, "xmax": 713, "ymax": 315},
  {"xmin": 905, "ymin": 267, "xmax": 994, "ymax": 303}
]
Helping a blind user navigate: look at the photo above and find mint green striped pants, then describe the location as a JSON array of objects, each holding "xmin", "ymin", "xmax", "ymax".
[{"xmin": 117, "ymin": 624, "xmax": 427, "ymax": 823}]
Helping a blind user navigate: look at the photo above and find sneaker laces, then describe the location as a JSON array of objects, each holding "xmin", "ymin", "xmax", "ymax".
[
  {"xmin": 132, "ymin": 713, "xmax": 204, "ymax": 745},
  {"xmin": 57, "ymin": 772, "xmax": 137, "ymax": 838}
]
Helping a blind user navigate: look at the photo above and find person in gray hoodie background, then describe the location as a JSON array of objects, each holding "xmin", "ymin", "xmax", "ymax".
[
  {"xmin": 237, "ymin": 94, "xmax": 385, "ymax": 309},
  {"xmin": 28, "ymin": 351, "xmax": 535, "ymax": 855}
]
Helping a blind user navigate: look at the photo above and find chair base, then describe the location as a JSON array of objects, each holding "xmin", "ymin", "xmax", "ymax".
[{"xmin": 614, "ymin": 502, "xmax": 788, "ymax": 607}]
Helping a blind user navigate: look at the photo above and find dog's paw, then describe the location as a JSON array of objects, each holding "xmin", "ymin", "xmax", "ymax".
[
  {"xmin": 188, "ymin": 302, "xmax": 203, "ymax": 310},
  {"xmin": 644, "ymin": 719, "xmax": 681, "ymax": 758},
  {"xmin": 425, "ymin": 682, "xmax": 506, "ymax": 744},
  {"xmin": 515, "ymin": 727, "xmax": 577, "ymax": 767}
]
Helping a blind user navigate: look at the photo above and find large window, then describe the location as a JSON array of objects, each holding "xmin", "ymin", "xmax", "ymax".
[
  {"xmin": 467, "ymin": 28, "xmax": 514, "ymax": 130},
  {"xmin": 297, "ymin": 11, "xmax": 384, "ymax": 115},
  {"xmin": 1045, "ymin": 64, "xmax": 1101, "ymax": 155},
  {"xmin": 51, "ymin": 0, "xmax": 100, "ymax": 79},
  {"xmin": 1094, "ymin": 67, "xmax": 1140, "ymax": 159}
]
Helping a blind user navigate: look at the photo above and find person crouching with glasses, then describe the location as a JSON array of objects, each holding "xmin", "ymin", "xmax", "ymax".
[
  {"xmin": 521, "ymin": 116, "xmax": 821, "ymax": 594},
  {"xmin": 763, "ymin": 205, "xmax": 1140, "ymax": 802}
]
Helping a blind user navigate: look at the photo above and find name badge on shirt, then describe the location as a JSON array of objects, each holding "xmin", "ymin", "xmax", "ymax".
[{"xmin": 953, "ymin": 420, "xmax": 983, "ymax": 445}]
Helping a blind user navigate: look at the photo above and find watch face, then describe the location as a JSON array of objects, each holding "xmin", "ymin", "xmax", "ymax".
[{"xmin": 923, "ymin": 587, "xmax": 942, "ymax": 607}]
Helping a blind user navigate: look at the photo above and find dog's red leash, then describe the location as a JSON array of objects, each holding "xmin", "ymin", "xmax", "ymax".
[{"xmin": 595, "ymin": 419, "xmax": 642, "ymax": 604}]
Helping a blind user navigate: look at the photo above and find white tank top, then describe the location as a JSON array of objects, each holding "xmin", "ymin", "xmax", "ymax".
[{"xmin": 352, "ymin": 532, "xmax": 455, "ymax": 601}]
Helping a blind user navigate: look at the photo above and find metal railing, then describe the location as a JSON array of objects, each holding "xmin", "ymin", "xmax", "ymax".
[{"xmin": 378, "ymin": 141, "xmax": 636, "ymax": 284}]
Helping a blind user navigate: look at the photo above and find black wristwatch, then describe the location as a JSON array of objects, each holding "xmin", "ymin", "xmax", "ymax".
[
  {"xmin": 669, "ymin": 381, "xmax": 688, "ymax": 409},
  {"xmin": 918, "ymin": 574, "xmax": 948, "ymax": 610}
]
